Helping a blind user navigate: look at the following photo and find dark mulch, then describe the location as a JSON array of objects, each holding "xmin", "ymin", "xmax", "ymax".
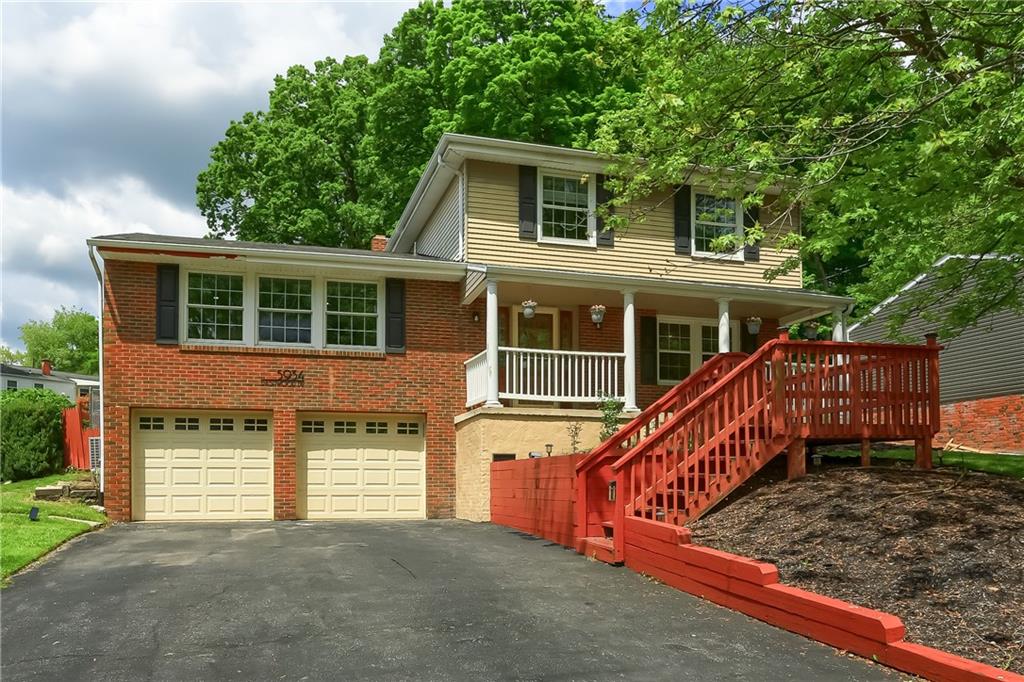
[{"xmin": 689, "ymin": 464, "xmax": 1024, "ymax": 674}]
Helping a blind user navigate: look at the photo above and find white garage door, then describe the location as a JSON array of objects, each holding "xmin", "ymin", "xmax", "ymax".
[
  {"xmin": 132, "ymin": 411, "xmax": 274, "ymax": 521},
  {"xmin": 298, "ymin": 414, "xmax": 425, "ymax": 519}
]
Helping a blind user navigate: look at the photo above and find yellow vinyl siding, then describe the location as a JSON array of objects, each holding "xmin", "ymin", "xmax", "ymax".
[{"xmin": 465, "ymin": 160, "xmax": 802, "ymax": 288}]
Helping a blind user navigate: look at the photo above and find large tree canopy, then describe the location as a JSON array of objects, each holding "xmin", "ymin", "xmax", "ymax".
[
  {"xmin": 197, "ymin": 0, "xmax": 1023, "ymax": 336},
  {"xmin": 596, "ymin": 0, "xmax": 1024, "ymax": 337},
  {"xmin": 19, "ymin": 307, "xmax": 99, "ymax": 375},
  {"xmin": 197, "ymin": 0, "xmax": 641, "ymax": 248}
]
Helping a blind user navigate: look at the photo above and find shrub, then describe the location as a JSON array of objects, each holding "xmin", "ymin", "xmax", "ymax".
[
  {"xmin": 598, "ymin": 395, "xmax": 624, "ymax": 442},
  {"xmin": 1, "ymin": 389, "xmax": 72, "ymax": 482}
]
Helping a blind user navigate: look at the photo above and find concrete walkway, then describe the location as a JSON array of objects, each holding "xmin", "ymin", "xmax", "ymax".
[{"xmin": 1, "ymin": 521, "xmax": 898, "ymax": 681}]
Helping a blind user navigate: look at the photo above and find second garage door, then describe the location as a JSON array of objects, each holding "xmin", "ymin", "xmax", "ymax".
[{"xmin": 298, "ymin": 414, "xmax": 426, "ymax": 519}]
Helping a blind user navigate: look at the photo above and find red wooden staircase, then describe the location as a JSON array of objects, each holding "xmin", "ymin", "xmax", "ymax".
[{"xmin": 576, "ymin": 334, "xmax": 941, "ymax": 564}]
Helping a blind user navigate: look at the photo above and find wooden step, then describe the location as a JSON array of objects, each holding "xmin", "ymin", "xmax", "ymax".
[{"xmin": 579, "ymin": 536, "xmax": 620, "ymax": 565}]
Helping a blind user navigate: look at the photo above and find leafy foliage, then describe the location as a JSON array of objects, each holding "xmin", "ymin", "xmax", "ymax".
[
  {"xmin": 19, "ymin": 307, "xmax": 99, "ymax": 375},
  {"xmin": 0, "ymin": 346, "xmax": 27, "ymax": 365},
  {"xmin": 596, "ymin": 0, "xmax": 1024, "ymax": 337},
  {"xmin": 0, "ymin": 390, "xmax": 72, "ymax": 482},
  {"xmin": 197, "ymin": 0, "xmax": 642, "ymax": 247},
  {"xmin": 598, "ymin": 395, "xmax": 624, "ymax": 442}
]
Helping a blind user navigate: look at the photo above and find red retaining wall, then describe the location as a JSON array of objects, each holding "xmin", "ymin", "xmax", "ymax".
[
  {"xmin": 489, "ymin": 455, "xmax": 583, "ymax": 547},
  {"xmin": 623, "ymin": 516, "xmax": 1022, "ymax": 682}
]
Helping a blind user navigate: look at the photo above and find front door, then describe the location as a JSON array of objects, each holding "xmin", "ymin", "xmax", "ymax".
[{"xmin": 515, "ymin": 305, "xmax": 561, "ymax": 350}]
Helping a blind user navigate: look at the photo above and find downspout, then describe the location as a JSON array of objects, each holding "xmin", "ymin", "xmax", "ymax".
[
  {"xmin": 88, "ymin": 245, "xmax": 105, "ymax": 499},
  {"xmin": 842, "ymin": 302, "xmax": 856, "ymax": 342}
]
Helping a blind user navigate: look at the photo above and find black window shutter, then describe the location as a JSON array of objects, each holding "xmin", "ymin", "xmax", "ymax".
[
  {"xmin": 640, "ymin": 315, "xmax": 658, "ymax": 385},
  {"xmin": 155, "ymin": 264, "xmax": 179, "ymax": 343},
  {"xmin": 743, "ymin": 203, "xmax": 760, "ymax": 262},
  {"xmin": 385, "ymin": 278, "xmax": 406, "ymax": 353},
  {"xmin": 674, "ymin": 185, "xmax": 692, "ymax": 255},
  {"xmin": 596, "ymin": 174, "xmax": 614, "ymax": 247},
  {"xmin": 518, "ymin": 166, "xmax": 538, "ymax": 240}
]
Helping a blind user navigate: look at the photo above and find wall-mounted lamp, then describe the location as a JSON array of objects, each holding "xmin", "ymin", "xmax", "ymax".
[
  {"xmin": 590, "ymin": 304, "xmax": 606, "ymax": 328},
  {"xmin": 522, "ymin": 300, "xmax": 538, "ymax": 319},
  {"xmin": 745, "ymin": 316, "xmax": 762, "ymax": 335},
  {"xmin": 472, "ymin": 311, "xmax": 480, "ymax": 322},
  {"xmin": 545, "ymin": 443, "xmax": 553, "ymax": 456}
]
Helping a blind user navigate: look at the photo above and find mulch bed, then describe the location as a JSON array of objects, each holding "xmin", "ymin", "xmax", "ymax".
[{"xmin": 688, "ymin": 463, "xmax": 1024, "ymax": 674}]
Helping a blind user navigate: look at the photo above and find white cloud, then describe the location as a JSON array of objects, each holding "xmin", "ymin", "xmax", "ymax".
[
  {"xmin": 0, "ymin": 178, "xmax": 207, "ymax": 346},
  {"xmin": 3, "ymin": 2, "xmax": 414, "ymax": 104}
]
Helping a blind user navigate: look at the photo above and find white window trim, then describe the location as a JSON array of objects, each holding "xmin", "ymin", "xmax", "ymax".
[
  {"xmin": 255, "ymin": 275, "xmax": 315, "ymax": 348},
  {"xmin": 537, "ymin": 168, "xmax": 597, "ymax": 247},
  {"xmin": 691, "ymin": 189, "xmax": 745, "ymax": 261},
  {"xmin": 180, "ymin": 269, "xmax": 386, "ymax": 352},
  {"xmin": 323, "ymin": 278, "xmax": 386, "ymax": 352},
  {"xmin": 656, "ymin": 315, "xmax": 741, "ymax": 386},
  {"xmin": 180, "ymin": 269, "xmax": 247, "ymax": 346}
]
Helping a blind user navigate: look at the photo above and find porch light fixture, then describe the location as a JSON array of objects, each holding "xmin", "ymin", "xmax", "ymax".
[
  {"xmin": 745, "ymin": 316, "xmax": 762, "ymax": 335},
  {"xmin": 545, "ymin": 443, "xmax": 553, "ymax": 456},
  {"xmin": 590, "ymin": 304, "xmax": 606, "ymax": 328},
  {"xmin": 472, "ymin": 311, "xmax": 480, "ymax": 322},
  {"xmin": 522, "ymin": 300, "xmax": 538, "ymax": 319}
]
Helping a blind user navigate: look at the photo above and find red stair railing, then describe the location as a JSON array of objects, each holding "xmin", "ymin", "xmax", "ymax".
[{"xmin": 574, "ymin": 352, "xmax": 747, "ymax": 540}]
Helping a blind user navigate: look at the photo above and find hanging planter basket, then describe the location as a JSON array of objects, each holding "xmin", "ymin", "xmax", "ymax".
[{"xmin": 521, "ymin": 300, "xmax": 538, "ymax": 319}]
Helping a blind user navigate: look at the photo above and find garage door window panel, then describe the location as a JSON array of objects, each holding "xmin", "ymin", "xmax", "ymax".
[
  {"xmin": 258, "ymin": 277, "xmax": 312, "ymax": 344},
  {"xmin": 186, "ymin": 273, "xmax": 244, "ymax": 342},
  {"xmin": 174, "ymin": 417, "xmax": 200, "ymax": 431},
  {"xmin": 326, "ymin": 281, "xmax": 380, "ymax": 348}
]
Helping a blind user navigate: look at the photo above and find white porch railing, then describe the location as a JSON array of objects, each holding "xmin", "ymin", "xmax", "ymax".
[
  {"xmin": 502, "ymin": 347, "xmax": 626, "ymax": 402},
  {"xmin": 465, "ymin": 350, "xmax": 489, "ymax": 407}
]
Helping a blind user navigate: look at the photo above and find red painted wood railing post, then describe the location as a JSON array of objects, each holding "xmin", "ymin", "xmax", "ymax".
[
  {"xmin": 613, "ymin": 468, "xmax": 626, "ymax": 561},
  {"xmin": 575, "ymin": 468, "xmax": 587, "ymax": 550},
  {"xmin": 771, "ymin": 343, "xmax": 787, "ymax": 439},
  {"xmin": 924, "ymin": 333, "xmax": 941, "ymax": 436}
]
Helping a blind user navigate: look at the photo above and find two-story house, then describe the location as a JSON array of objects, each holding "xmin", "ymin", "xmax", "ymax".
[{"xmin": 89, "ymin": 134, "xmax": 854, "ymax": 524}]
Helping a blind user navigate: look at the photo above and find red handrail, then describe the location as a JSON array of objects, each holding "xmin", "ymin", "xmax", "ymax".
[{"xmin": 575, "ymin": 352, "xmax": 747, "ymax": 474}]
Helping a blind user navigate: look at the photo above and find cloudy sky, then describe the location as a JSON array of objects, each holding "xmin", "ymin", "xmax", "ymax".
[{"xmin": 0, "ymin": 1, "xmax": 418, "ymax": 349}]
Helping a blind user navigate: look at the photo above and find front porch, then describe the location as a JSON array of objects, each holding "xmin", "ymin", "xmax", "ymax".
[{"xmin": 462, "ymin": 268, "xmax": 854, "ymax": 411}]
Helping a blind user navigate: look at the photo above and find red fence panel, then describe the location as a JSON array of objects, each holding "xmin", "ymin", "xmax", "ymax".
[
  {"xmin": 490, "ymin": 454, "xmax": 583, "ymax": 548},
  {"xmin": 63, "ymin": 405, "xmax": 92, "ymax": 470}
]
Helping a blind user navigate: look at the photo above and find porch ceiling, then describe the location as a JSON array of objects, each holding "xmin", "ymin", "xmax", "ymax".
[{"xmin": 491, "ymin": 280, "xmax": 835, "ymax": 324}]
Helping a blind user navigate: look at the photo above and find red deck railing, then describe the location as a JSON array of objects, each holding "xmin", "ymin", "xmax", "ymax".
[{"xmin": 582, "ymin": 335, "xmax": 940, "ymax": 561}]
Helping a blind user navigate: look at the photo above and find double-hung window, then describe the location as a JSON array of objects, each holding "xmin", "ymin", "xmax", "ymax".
[
  {"xmin": 326, "ymin": 281, "xmax": 379, "ymax": 348},
  {"xmin": 692, "ymin": 192, "xmax": 743, "ymax": 258},
  {"xmin": 657, "ymin": 317, "xmax": 740, "ymax": 384},
  {"xmin": 186, "ymin": 273, "xmax": 244, "ymax": 342},
  {"xmin": 258, "ymin": 277, "xmax": 312, "ymax": 344},
  {"xmin": 539, "ymin": 172, "xmax": 594, "ymax": 245}
]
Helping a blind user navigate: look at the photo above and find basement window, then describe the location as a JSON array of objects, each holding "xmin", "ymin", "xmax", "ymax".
[{"xmin": 492, "ymin": 453, "xmax": 516, "ymax": 462}]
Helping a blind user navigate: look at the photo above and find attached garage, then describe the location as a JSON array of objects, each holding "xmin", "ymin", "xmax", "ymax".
[
  {"xmin": 131, "ymin": 411, "xmax": 274, "ymax": 521},
  {"xmin": 298, "ymin": 413, "xmax": 426, "ymax": 519}
]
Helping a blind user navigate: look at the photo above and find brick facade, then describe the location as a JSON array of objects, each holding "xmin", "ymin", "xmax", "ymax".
[
  {"xmin": 934, "ymin": 394, "xmax": 1024, "ymax": 454},
  {"xmin": 102, "ymin": 259, "xmax": 482, "ymax": 521}
]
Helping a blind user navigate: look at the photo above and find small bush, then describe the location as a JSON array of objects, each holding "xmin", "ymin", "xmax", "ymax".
[
  {"xmin": 1, "ymin": 389, "xmax": 72, "ymax": 482},
  {"xmin": 598, "ymin": 395, "xmax": 624, "ymax": 442}
]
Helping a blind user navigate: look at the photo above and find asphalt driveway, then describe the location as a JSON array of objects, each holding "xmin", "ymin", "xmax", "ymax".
[{"xmin": 1, "ymin": 521, "xmax": 898, "ymax": 681}]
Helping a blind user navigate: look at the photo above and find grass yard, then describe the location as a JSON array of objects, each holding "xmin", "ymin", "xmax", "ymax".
[
  {"xmin": 1, "ymin": 472, "xmax": 106, "ymax": 580},
  {"xmin": 826, "ymin": 446, "xmax": 1024, "ymax": 479}
]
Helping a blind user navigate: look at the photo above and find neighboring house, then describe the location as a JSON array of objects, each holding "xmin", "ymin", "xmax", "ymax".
[
  {"xmin": 88, "ymin": 133, "xmax": 856, "ymax": 524},
  {"xmin": 0, "ymin": 361, "xmax": 82, "ymax": 399},
  {"xmin": 849, "ymin": 255, "xmax": 1024, "ymax": 454}
]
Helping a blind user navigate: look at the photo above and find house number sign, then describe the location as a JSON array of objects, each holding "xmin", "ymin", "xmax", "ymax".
[{"xmin": 261, "ymin": 369, "xmax": 305, "ymax": 387}]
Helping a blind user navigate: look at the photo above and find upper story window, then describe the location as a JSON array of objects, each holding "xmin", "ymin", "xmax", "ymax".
[
  {"xmin": 187, "ymin": 273, "xmax": 244, "ymax": 342},
  {"xmin": 692, "ymin": 192, "xmax": 743, "ymax": 259},
  {"xmin": 258, "ymin": 277, "xmax": 312, "ymax": 344},
  {"xmin": 539, "ymin": 172, "xmax": 595, "ymax": 245},
  {"xmin": 326, "ymin": 281, "xmax": 378, "ymax": 348}
]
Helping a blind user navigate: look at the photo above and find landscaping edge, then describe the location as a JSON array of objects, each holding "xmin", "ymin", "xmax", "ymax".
[{"xmin": 491, "ymin": 511, "xmax": 1022, "ymax": 682}]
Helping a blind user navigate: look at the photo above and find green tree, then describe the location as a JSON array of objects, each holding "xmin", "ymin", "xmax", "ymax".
[
  {"xmin": 596, "ymin": 0, "xmax": 1024, "ymax": 337},
  {"xmin": 197, "ymin": 0, "xmax": 643, "ymax": 247},
  {"xmin": 0, "ymin": 346, "xmax": 27, "ymax": 365},
  {"xmin": 19, "ymin": 307, "xmax": 99, "ymax": 375}
]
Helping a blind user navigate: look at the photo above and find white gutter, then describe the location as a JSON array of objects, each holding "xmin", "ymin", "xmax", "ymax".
[
  {"xmin": 88, "ymin": 245, "xmax": 105, "ymax": 496},
  {"xmin": 481, "ymin": 263, "xmax": 853, "ymax": 309},
  {"xmin": 86, "ymin": 237, "xmax": 468, "ymax": 281}
]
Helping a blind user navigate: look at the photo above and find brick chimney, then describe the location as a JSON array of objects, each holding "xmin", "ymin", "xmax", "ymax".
[
  {"xmin": 41, "ymin": 359, "xmax": 52, "ymax": 375},
  {"xmin": 370, "ymin": 235, "xmax": 389, "ymax": 252}
]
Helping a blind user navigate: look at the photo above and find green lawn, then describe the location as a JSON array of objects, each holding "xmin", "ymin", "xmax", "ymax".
[
  {"xmin": 826, "ymin": 447, "xmax": 1024, "ymax": 479},
  {"xmin": 1, "ymin": 472, "xmax": 107, "ymax": 580}
]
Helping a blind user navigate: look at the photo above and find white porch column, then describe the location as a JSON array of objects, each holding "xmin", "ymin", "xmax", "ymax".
[
  {"xmin": 832, "ymin": 306, "xmax": 846, "ymax": 342},
  {"xmin": 717, "ymin": 298, "xmax": 731, "ymax": 353},
  {"xmin": 622, "ymin": 290, "xmax": 638, "ymax": 413},
  {"xmin": 485, "ymin": 279, "xmax": 502, "ymax": 407}
]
